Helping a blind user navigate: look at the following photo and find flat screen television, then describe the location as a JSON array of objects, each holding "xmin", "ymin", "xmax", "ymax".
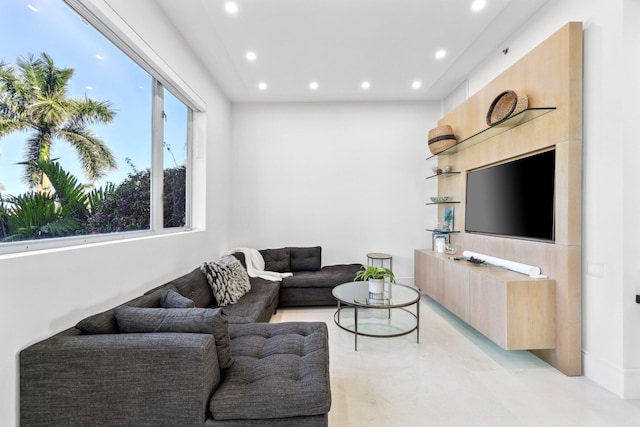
[{"xmin": 465, "ymin": 149, "xmax": 555, "ymax": 242}]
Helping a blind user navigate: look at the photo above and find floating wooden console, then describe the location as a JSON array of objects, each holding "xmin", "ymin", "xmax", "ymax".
[{"xmin": 415, "ymin": 249, "xmax": 556, "ymax": 350}]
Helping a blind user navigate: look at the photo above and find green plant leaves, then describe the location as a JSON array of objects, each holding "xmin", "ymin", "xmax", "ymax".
[{"xmin": 353, "ymin": 265, "xmax": 395, "ymax": 283}]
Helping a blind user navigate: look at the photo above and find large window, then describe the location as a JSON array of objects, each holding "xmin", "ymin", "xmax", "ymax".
[{"xmin": 0, "ymin": 0, "xmax": 193, "ymax": 252}]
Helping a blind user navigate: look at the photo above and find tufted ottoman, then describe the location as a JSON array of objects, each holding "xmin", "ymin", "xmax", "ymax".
[{"xmin": 207, "ymin": 322, "xmax": 331, "ymax": 426}]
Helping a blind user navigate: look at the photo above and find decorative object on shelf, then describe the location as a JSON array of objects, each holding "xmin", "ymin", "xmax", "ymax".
[
  {"xmin": 432, "ymin": 165, "xmax": 442, "ymax": 174},
  {"xmin": 354, "ymin": 265, "xmax": 395, "ymax": 295},
  {"xmin": 445, "ymin": 243, "xmax": 457, "ymax": 254},
  {"xmin": 443, "ymin": 206, "xmax": 454, "ymax": 231},
  {"xmin": 434, "ymin": 236, "xmax": 447, "ymax": 253},
  {"xmin": 441, "ymin": 165, "xmax": 452, "ymax": 173},
  {"xmin": 431, "ymin": 232, "xmax": 449, "ymax": 251},
  {"xmin": 428, "ymin": 124, "xmax": 457, "ymax": 154},
  {"xmin": 430, "ymin": 196, "xmax": 449, "ymax": 203},
  {"xmin": 486, "ymin": 90, "xmax": 529, "ymax": 126}
]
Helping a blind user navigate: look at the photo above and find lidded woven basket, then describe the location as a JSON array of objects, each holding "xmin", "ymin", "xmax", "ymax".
[
  {"xmin": 428, "ymin": 125, "xmax": 457, "ymax": 155},
  {"xmin": 486, "ymin": 90, "xmax": 529, "ymax": 126}
]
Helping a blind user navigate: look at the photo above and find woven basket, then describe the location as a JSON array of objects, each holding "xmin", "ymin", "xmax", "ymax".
[
  {"xmin": 486, "ymin": 90, "xmax": 529, "ymax": 126},
  {"xmin": 428, "ymin": 125, "xmax": 457, "ymax": 154}
]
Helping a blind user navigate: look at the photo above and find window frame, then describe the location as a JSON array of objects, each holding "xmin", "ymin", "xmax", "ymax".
[{"xmin": 0, "ymin": 0, "xmax": 203, "ymax": 255}]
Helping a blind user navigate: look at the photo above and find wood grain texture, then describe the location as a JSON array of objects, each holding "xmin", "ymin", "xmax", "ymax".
[{"xmin": 426, "ymin": 22, "xmax": 582, "ymax": 375}]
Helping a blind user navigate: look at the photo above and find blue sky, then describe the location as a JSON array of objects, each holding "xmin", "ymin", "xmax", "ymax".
[{"xmin": 0, "ymin": 0, "xmax": 187, "ymax": 196}]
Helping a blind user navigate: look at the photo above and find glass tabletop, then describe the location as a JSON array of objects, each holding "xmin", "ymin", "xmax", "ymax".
[{"xmin": 332, "ymin": 281, "xmax": 420, "ymax": 308}]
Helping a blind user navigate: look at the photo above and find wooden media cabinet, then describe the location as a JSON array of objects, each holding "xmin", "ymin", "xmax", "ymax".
[{"xmin": 415, "ymin": 249, "xmax": 556, "ymax": 350}]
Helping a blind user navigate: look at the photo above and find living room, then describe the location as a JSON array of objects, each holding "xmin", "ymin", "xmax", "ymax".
[{"xmin": 2, "ymin": 0, "xmax": 640, "ymax": 426}]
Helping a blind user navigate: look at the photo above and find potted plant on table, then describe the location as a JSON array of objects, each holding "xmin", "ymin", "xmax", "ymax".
[{"xmin": 354, "ymin": 265, "xmax": 395, "ymax": 294}]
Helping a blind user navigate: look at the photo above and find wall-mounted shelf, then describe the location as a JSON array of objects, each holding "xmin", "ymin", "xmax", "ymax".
[
  {"xmin": 426, "ymin": 172, "xmax": 460, "ymax": 180},
  {"xmin": 426, "ymin": 107, "xmax": 556, "ymax": 160},
  {"xmin": 426, "ymin": 201, "xmax": 460, "ymax": 206},
  {"xmin": 425, "ymin": 229, "xmax": 460, "ymax": 233}
]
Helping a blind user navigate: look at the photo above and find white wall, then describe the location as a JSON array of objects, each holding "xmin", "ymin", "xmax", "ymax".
[
  {"xmin": 621, "ymin": 0, "xmax": 640, "ymax": 399},
  {"xmin": 0, "ymin": 1, "xmax": 232, "ymax": 425},
  {"xmin": 465, "ymin": 0, "xmax": 640, "ymax": 398},
  {"xmin": 229, "ymin": 102, "xmax": 441, "ymax": 282}
]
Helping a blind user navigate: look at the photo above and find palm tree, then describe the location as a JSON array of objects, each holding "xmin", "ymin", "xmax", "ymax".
[
  {"xmin": 1, "ymin": 160, "xmax": 91, "ymax": 241},
  {"xmin": 0, "ymin": 52, "xmax": 117, "ymax": 190}
]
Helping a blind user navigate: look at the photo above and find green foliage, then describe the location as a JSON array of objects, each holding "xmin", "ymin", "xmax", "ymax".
[
  {"xmin": 0, "ymin": 160, "xmax": 186, "ymax": 241},
  {"xmin": 163, "ymin": 166, "xmax": 186, "ymax": 228},
  {"xmin": 0, "ymin": 160, "xmax": 91, "ymax": 240},
  {"xmin": 0, "ymin": 52, "xmax": 116, "ymax": 187},
  {"xmin": 354, "ymin": 266, "xmax": 395, "ymax": 283},
  {"xmin": 83, "ymin": 168, "xmax": 151, "ymax": 233},
  {"xmin": 2, "ymin": 191, "xmax": 80, "ymax": 240},
  {"xmin": 0, "ymin": 196, "xmax": 11, "ymax": 239},
  {"xmin": 82, "ymin": 165, "xmax": 186, "ymax": 234}
]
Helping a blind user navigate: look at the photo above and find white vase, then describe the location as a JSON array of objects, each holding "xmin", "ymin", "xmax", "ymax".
[{"xmin": 368, "ymin": 278, "xmax": 384, "ymax": 294}]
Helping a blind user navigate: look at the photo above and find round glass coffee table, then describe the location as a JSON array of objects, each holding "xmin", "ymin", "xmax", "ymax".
[{"xmin": 332, "ymin": 281, "xmax": 420, "ymax": 350}]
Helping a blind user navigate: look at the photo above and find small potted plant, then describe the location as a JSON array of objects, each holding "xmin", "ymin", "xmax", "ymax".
[{"xmin": 354, "ymin": 266, "xmax": 395, "ymax": 294}]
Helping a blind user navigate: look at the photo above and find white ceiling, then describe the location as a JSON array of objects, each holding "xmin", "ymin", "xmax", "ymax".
[{"xmin": 156, "ymin": 0, "xmax": 549, "ymax": 103}]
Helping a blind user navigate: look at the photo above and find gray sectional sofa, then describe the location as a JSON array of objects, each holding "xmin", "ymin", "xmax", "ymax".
[
  {"xmin": 20, "ymin": 247, "xmax": 361, "ymax": 426},
  {"xmin": 235, "ymin": 246, "xmax": 363, "ymax": 307}
]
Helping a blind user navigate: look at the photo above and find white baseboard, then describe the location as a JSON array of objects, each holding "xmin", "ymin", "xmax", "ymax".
[
  {"xmin": 583, "ymin": 350, "xmax": 623, "ymax": 397},
  {"xmin": 623, "ymin": 368, "xmax": 640, "ymax": 399}
]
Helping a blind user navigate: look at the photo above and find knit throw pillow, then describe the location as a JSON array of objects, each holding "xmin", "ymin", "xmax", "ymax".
[{"xmin": 200, "ymin": 255, "xmax": 251, "ymax": 306}]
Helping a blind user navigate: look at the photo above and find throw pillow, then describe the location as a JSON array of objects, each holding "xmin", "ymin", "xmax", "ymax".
[
  {"xmin": 200, "ymin": 255, "xmax": 251, "ymax": 306},
  {"xmin": 161, "ymin": 289, "xmax": 195, "ymax": 309},
  {"xmin": 75, "ymin": 309, "xmax": 119, "ymax": 334},
  {"xmin": 288, "ymin": 246, "xmax": 322, "ymax": 271},
  {"xmin": 260, "ymin": 248, "xmax": 291, "ymax": 272},
  {"xmin": 114, "ymin": 306, "xmax": 234, "ymax": 369},
  {"xmin": 75, "ymin": 288, "xmax": 167, "ymax": 334}
]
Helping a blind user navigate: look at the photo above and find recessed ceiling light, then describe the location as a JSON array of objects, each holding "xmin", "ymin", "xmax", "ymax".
[
  {"xmin": 361, "ymin": 81, "xmax": 371, "ymax": 90},
  {"xmin": 412, "ymin": 81, "xmax": 422, "ymax": 89},
  {"xmin": 309, "ymin": 81, "xmax": 319, "ymax": 90},
  {"xmin": 225, "ymin": 2, "xmax": 239, "ymax": 15},
  {"xmin": 258, "ymin": 82, "xmax": 268, "ymax": 91},
  {"xmin": 471, "ymin": 0, "xmax": 486, "ymax": 12},
  {"xmin": 245, "ymin": 51, "xmax": 257, "ymax": 62},
  {"xmin": 435, "ymin": 50, "xmax": 447, "ymax": 60}
]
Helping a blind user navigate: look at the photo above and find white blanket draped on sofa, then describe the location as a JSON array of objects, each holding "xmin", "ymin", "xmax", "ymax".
[{"xmin": 226, "ymin": 248, "xmax": 293, "ymax": 282}]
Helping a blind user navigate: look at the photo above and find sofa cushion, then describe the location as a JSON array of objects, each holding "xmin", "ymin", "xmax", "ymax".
[
  {"xmin": 211, "ymin": 322, "xmax": 331, "ymax": 420},
  {"xmin": 280, "ymin": 264, "xmax": 361, "ymax": 289},
  {"xmin": 75, "ymin": 288, "xmax": 167, "ymax": 334},
  {"xmin": 114, "ymin": 306, "xmax": 233, "ymax": 369},
  {"xmin": 288, "ymin": 246, "xmax": 321, "ymax": 271},
  {"xmin": 161, "ymin": 289, "xmax": 195, "ymax": 308},
  {"xmin": 221, "ymin": 278, "xmax": 280, "ymax": 324},
  {"xmin": 201, "ymin": 255, "xmax": 251, "ymax": 306},
  {"xmin": 163, "ymin": 268, "xmax": 214, "ymax": 308},
  {"xmin": 259, "ymin": 248, "xmax": 291, "ymax": 272}
]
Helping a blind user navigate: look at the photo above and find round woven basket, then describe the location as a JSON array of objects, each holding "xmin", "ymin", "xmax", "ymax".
[
  {"xmin": 428, "ymin": 125, "xmax": 457, "ymax": 154},
  {"xmin": 486, "ymin": 90, "xmax": 529, "ymax": 126}
]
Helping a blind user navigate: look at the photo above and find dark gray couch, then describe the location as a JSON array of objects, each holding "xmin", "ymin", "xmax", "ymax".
[
  {"xmin": 234, "ymin": 246, "xmax": 363, "ymax": 307},
  {"xmin": 20, "ymin": 255, "xmax": 334, "ymax": 426}
]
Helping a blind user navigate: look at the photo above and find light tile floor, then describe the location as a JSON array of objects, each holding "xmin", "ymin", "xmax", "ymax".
[{"xmin": 271, "ymin": 296, "xmax": 640, "ymax": 427}]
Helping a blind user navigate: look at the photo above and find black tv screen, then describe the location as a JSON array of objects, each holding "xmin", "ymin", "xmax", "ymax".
[{"xmin": 465, "ymin": 150, "xmax": 555, "ymax": 241}]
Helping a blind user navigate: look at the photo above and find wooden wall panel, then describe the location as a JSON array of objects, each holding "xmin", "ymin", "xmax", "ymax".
[{"xmin": 432, "ymin": 22, "xmax": 583, "ymax": 375}]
